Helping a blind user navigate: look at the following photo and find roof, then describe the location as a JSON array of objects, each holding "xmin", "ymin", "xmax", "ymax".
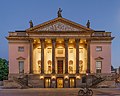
[{"xmin": 26, "ymin": 17, "xmax": 94, "ymax": 32}]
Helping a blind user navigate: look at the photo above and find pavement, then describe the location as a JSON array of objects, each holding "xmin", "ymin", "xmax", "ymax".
[{"xmin": 0, "ymin": 87, "xmax": 120, "ymax": 96}]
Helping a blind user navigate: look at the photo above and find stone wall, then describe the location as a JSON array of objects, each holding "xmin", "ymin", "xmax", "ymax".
[
  {"xmin": 3, "ymin": 80, "xmax": 22, "ymax": 88},
  {"xmin": 0, "ymin": 81, "xmax": 3, "ymax": 86}
]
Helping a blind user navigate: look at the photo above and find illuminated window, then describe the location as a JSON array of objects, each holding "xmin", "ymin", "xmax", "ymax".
[
  {"xmin": 69, "ymin": 48, "xmax": 73, "ymax": 53},
  {"xmin": 19, "ymin": 61, "xmax": 24, "ymax": 73},
  {"xmin": 96, "ymin": 46, "xmax": 102, "ymax": 51},
  {"xmin": 18, "ymin": 46, "xmax": 24, "ymax": 52},
  {"xmin": 57, "ymin": 50, "xmax": 63, "ymax": 54},
  {"xmin": 96, "ymin": 61, "xmax": 102, "ymax": 73}
]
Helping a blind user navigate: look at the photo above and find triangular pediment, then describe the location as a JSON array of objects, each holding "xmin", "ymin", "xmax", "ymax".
[
  {"xmin": 16, "ymin": 56, "xmax": 25, "ymax": 60},
  {"xmin": 95, "ymin": 56, "xmax": 104, "ymax": 60},
  {"xmin": 26, "ymin": 17, "xmax": 93, "ymax": 32}
]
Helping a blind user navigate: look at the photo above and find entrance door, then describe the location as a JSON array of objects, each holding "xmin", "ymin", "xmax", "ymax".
[
  {"xmin": 70, "ymin": 78, "xmax": 75, "ymax": 88},
  {"xmin": 57, "ymin": 78, "xmax": 63, "ymax": 88},
  {"xmin": 45, "ymin": 78, "xmax": 51, "ymax": 88},
  {"xmin": 57, "ymin": 60, "xmax": 63, "ymax": 74}
]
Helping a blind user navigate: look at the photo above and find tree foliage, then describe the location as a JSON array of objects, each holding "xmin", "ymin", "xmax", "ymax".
[{"xmin": 0, "ymin": 58, "xmax": 8, "ymax": 81}]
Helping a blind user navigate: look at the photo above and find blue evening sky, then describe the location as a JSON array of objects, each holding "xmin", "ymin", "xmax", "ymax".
[{"xmin": 0, "ymin": 0, "xmax": 120, "ymax": 68}]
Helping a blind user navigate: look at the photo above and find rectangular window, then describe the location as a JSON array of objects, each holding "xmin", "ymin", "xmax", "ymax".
[
  {"xmin": 96, "ymin": 61, "xmax": 102, "ymax": 73},
  {"xmin": 18, "ymin": 46, "xmax": 24, "ymax": 52},
  {"xmin": 96, "ymin": 46, "xmax": 102, "ymax": 51},
  {"xmin": 19, "ymin": 61, "xmax": 24, "ymax": 73},
  {"xmin": 57, "ymin": 50, "xmax": 63, "ymax": 54}
]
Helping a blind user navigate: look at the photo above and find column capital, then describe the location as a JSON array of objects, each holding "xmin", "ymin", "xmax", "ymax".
[
  {"xmin": 64, "ymin": 38, "xmax": 69, "ymax": 43},
  {"xmin": 52, "ymin": 38, "xmax": 56, "ymax": 43},
  {"xmin": 40, "ymin": 38, "xmax": 45, "ymax": 42},
  {"xmin": 29, "ymin": 38, "xmax": 34, "ymax": 42},
  {"xmin": 75, "ymin": 38, "xmax": 80, "ymax": 43},
  {"xmin": 86, "ymin": 39, "xmax": 91, "ymax": 43}
]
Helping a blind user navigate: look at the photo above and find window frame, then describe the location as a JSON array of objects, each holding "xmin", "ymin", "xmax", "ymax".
[
  {"xmin": 18, "ymin": 46, "xmax": 24, "ymax": 52},
  {"xmin": 96, "ymin": 61, "xmax": 102, "ymax": 73},
  {"xmin": 96, "ymin": 46, "xmax": 102, "ymax": 52},
  {"xmin": 18, "ymin": 61, "xmax": 24, "ymax": 73}
]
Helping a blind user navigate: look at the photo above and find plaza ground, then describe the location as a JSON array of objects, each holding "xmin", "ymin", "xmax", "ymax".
[{"xmin": 0, "ymin": 88, "xmax": 120, "ymax": 96}]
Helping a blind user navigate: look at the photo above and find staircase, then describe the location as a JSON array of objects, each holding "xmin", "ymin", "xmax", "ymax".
[
  {"xmin": 89, "ymin": 73, "xmax": 120, "ymax": 88},
  {"xmin": 89, "ymin": 75, "xmax": 106, "ymax": 88},
  {"xmin": 13, "ymin": 75, "xmax": 29, "ymax": 88}
]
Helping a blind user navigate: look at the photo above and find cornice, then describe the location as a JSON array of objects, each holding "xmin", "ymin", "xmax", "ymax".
[
  {"xmin": 6, "ymin": 37, "xmax": 30, "ymax": 40},
  {"xmin": 90, "ymin": 37, "xmax": 114, "ymax": 41}
]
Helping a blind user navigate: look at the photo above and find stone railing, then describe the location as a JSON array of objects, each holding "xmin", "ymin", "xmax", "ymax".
[
  {"xmin": 9, "ymin": 32, "xmax": 28, "ymax": 37},
  {"xmin": 92, "ymin": 32, "xmax": 111, "ymax": 37}
]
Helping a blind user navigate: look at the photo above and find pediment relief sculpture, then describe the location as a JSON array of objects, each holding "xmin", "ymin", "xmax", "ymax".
[{"xmin": 37, "ymin": 22, "xmax": 82, "ymax": 31}]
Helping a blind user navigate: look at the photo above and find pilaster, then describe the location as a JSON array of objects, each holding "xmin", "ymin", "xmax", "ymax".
[
  {"xmin": 29, "ymin": 39, "xmax": 33, "ymax": 74},
  {"xmin": 40, "ymin": 38, "xmax": 45, "ymax": 74},
  {"xmin": 64, "ymin": 38, "xmax": 69, "ymax": 74},
  {"xmin": 52, "ymin": 39, "xmax": 56, "ymax": 74},
  {"xmin": 76, "ymin": 39, "xmax": 80, "ymax": 73}
]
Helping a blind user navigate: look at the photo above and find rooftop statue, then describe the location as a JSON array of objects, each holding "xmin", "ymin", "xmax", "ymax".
[
  {"xmin": 86, "ymin": 20, "xmax": 90, "ymax": 28},
  {"xmin": 29, "ymin": 20, "xmax": 33, "ymax": 28},
  {"xmin": 57, "ymin": 8, "xmax": 62, "ymax": 17}
]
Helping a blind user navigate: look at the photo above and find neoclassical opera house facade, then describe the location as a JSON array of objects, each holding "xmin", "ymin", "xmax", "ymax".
[{"xmin": 6, "ymin": 14, "xmax": 114, "ymax": 88}]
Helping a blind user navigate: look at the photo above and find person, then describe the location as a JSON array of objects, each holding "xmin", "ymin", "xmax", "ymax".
[{"xmin": 57, "ymin": 8, "xmax": 62, "ymax": 17}]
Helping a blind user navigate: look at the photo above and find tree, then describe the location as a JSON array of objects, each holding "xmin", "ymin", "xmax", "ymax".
[{"xmin": 0, "ymin": 58, "xmax": 8, "ymax": 81}]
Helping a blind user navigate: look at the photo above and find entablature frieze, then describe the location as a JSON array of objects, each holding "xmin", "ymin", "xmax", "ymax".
[
  {"xmin": 27, "ymin": 31, "xmax": 93, "ymax": 35},
  {"xmin": 6, "ymin": 37, "xmax": 31, "ymax": 41},
  {"xmin": 90, "ymin": 37, "xmax": 114, "ymax": 41},
  {"xmin": 90, "ymin": 39, "xmax": 112, "ymax": 43},
  {"xmin": 28, "ymin": 36, "xmax": 91, "ymax": 40}
]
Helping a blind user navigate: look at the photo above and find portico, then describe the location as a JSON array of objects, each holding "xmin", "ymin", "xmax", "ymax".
[{"xmin": 32, "ymin": 38, "xmax": 88, "ymax": 75}]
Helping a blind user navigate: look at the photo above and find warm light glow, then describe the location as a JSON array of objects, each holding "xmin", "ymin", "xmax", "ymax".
[
  {"xmin": 52, "ymin": 75, "xmax": 56, "ymax": 79},
  {"xmin": 64, "ymin": 75, "xmax": 69, "ymax": 79},
  {"xmin": 69, "ymin": 40, "xmax": 74, "ymax": 43},
  {"xmin": 86, "ymin": 73, "xmax": 89, "ymax": 76},
  {"xmin": 76, "ymin": 75, "xmax": 81, "ymax": 79},
  {"xmin": 47, "ymin": 40, "xmax": 51, "ymax": 43},
  {"xmin": 58, "ymin": 40, "xmax": 62, "ymax": 43},
  {"xmin": 40, "ymin": 75, "xmax": 44, "ymax": 79}
]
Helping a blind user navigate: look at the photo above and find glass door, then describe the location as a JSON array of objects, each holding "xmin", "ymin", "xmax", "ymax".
[
  {"xmin": 70, "ymin": 78, "xmax": 75, "ymax": 88},
  {"xmin": 57, "ymin": 78, "xmax": 63, "ymax": 88},
  {"xmin": 45, "ymin": 78, "xmax": 51, "ymax": 88}
]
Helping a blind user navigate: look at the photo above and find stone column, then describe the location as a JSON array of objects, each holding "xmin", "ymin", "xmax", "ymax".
[
  {"xmin": 64, "ymin": 38, "xmax": 69, "ymax": 74},
  {"xmin": 29, "ymin": 39, "xmax": 33, "ymax": 74},
  {"xmin": 87, "ymin": 40, "xmax": 90, "ymax": 73},
  {"xmin": 52, "ymin": 39, "xmax": 56, "ymax": 74},
  {"xmin": 76, "ymin": 39, "xmax": 80, "ymax": 73},
  {"xmin": 40, "ymin": 39, "xmax": 45, "ymax": 74}
]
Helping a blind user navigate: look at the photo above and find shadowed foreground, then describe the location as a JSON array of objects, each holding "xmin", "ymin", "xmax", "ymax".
[{"xmin": 0, "ymin": 88, "xmax": 120, "ymax": 96}]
